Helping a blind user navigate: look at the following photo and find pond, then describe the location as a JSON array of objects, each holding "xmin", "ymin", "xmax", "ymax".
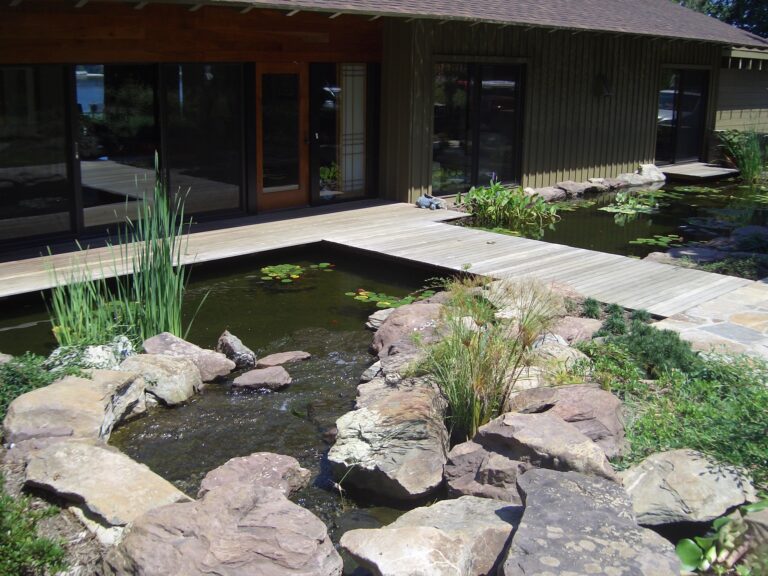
[
  {"xmin": 0, "ymin": 244, "xmax": 446, "ymax": 554},
  {"xmin": 540, "ymin": 180, "xmax": 768, "ymax": 258}
]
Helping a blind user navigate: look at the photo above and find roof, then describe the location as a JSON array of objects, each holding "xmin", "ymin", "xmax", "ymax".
[{"xmin": 213, "ymin": 0, "xmax": 768, "ymax": 48}]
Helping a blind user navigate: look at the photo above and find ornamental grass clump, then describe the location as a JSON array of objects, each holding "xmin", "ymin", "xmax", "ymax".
[
  {"xmin": 720, "ymin": 129, "xmax": 767, "ymax": 186},
  {"xmin": 421, "ymin": 277, "xmax": 563, "ymax": 442},
  {"xmin": 48, "ymin": 157, "xmax": 198, "ymax": 348},
  {"xmin": 457, "ymin": 179, "xmax": 560, "ymax": 239}
]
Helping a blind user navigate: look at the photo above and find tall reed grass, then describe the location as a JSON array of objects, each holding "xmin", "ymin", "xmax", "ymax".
[
  {"xmin": 48, "ymin": 158, "xmax": 197, "ymax": 348},
  {"xmin": 720, "ymin": 129, "xmax": 767, "ymax": 186}
]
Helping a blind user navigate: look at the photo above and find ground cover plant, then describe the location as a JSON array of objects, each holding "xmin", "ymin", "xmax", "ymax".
[
  {"xmin": 457, "ymin": 179, "xmax": 560, "ymax": 239},
  {"xmin": 720, "ymin": 130, "xmax": 767, "ymax": 186},
  {"xmin": 47, "ymin": 159, "xmax": 199, "ymax": 349},
  {"xmin": 0, "ymin": 475, "xmax": 66, "ymax": 576},
  {"xmin": 0, "ymin": 353, "xmax": 66, "ymax": 421}
]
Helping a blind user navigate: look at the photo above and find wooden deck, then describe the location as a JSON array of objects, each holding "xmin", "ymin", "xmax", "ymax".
[
  {"xmin": 0, "ymin": 200, "xmax": 753, "ymax": 318},
  {"xmin": 661, "ymin": 162, "xmax": 739, "ymax": 181}
]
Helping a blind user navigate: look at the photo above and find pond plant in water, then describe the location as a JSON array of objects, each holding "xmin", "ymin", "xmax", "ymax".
[
  {"xmin": 260, "ymin": 262, "xmax": 334, "ymax": 283},
  {"xmin": 720, "ymin": 129, "xmax": 767, "ymax": 186},
  {"xmin": 345, "ymin": 287, "xmax": 436, "ymax": 308},
  {"xmin": 47, "ymin": 158, "xmax": 198, "ymax": 349},
  {"xmin": 457, "ymin": 179, "xmax": 560, "ymax": 239}
]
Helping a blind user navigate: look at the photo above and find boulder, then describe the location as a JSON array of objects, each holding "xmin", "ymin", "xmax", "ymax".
[
  {"xmin": 621, "ymin": 449, "xmax": 757, "ymax": 526},
  {"xmin": 531, "ymin": 186, "xmax": 567, "ymax": 202},
  {"xmin": 500, "ymin": 468, "xmax": 680, "ymax": 575},
  {"xmin": 530, "ymin": 340, "xmax": 590, "ymax": 369},
  {"xmin": 476, "ymin": 412, "xmax": 617, "ymax": 481},
  {"xmin": 444, "ymin": 440, "xmax": 528, "ymax": 503},
  {"xmin": 104, "ymin": 483, "xmax": 342, "ymax": 576},
  {"xmin": 25, "ymin": 441, "xmax": 190, "ymax": 528},
  {"xmin": 143, "ymin": 332, "xmax": 235, "ymax": 382},
  {"xmin": 604, "ymin": 177, "xmax": 631, "ymax": 189},
  {"xmin": 550, "ymin": 316, "xmax": 602, "ymax": 344},
  {"xmin": 328, "ymin": 376, "xmax": 449, "ymax": 500},
  {"xmin": 198, "ymin": 452, "xmax": 310, "ymax": 498},
  {"xmin": 3, "ymin": 370, "xmax": 145, "ymax": 446},
  {"xmin": 232, "ymin": 366, "xmax": 292, "ymax": 391},
  {"xmin": 371, "ymin": 302, "xmax": 443, "ymax": 357},
  {"xmin": 505, "ymin": 385, "xmax": 626, "ymax": 458},
  {"xmin": 0, "ymin": 352, "xmax": 13, "ymax": 365},
  {"xmin": 256, "ymin": 350, "xmax": 311, "ymax": 368},
  {"xmin": 555, "ymin": 180, "xmax": 592, "ymax": 197},
  {"xmin": 45, "ymin": 336, "xmax": 135, "ymax": 372},
  {"xmin": 341, "ymin": 496, "xmax": 523, "ymax": 576},
  {"xmin": 366, "ymin": 308, "xmax": 395, "ymax": 331},
  {"xmin": 360, "ymin": 360, "xmax": 382, "ymax": 382},
  {"xmin": 639, "ymin": 163, "xmax": 667, "ymax": 183},
  {"xmin": 216, "ymin": 330, "xmax": 257, "ymax": 369},
  {"xmin": 378, "ymin": 345, "xmax": 425, "ymax": 379},
  {"xmin": 617, "ymin": 172, "xmax": 654, "ymax": 187},
  {"xmin": 120, "ymin": 354, "xmax": 202, "ymax": 406}
]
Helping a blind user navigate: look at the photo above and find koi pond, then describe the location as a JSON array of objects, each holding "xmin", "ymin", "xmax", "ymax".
[
  {"xmin": 540, "ymin": 181, "xmax": 768, "ymax": 258},
  {"xmin": 0, "ymin": 245, "xmax": 446, "ymax": 553}
]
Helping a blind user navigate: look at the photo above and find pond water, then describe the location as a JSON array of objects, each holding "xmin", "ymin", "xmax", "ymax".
[
  {"xmin": 0, "ymin": 245, "xmax": 445, "ymax": 557},
  {"xmin": 540, "ymin": 181, "xmax": 768, "ymax": 258}
]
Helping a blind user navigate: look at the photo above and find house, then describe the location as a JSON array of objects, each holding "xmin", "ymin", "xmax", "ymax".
[{"xmin": 1, "ymin": 0, "xmax": 766, "ymax": 251}]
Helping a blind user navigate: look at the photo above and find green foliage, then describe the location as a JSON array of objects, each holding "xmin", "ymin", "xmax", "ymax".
[
  {"xmin": 628, "ymin": 234, "xmax": 684, "ymax": 248},
  {"xmin": 48, "ymin": 157, "xmax": 198, "ymax": 348},
  {"xmin": 457, "ymin": 180, "xmax": 560, "ymax": 239},
  {"xmin": 598, "ymin": 191, "xmax": 659, "ymax": 215},
  {"xmin": 319, "ymin": 162, "xmax": 339, "ymax": 185},
  {"xmin": 720, "ymin": 130, "xmax": 767, "ymax": 186},
  {"xmin": 0, "ymin": 354, "xmax": 70, "ymax": 421},
  {"xmin": 0, "ymin": 475, "xmax": 66, "ymax": 576},
  {"xmin": 261, "ymin": 262, "xmax": 334, "ymax": 283},
  {"xmin": 582, "ymin": 297, "xmax": 602, "ymax": 319},
  {"xmin": 345, "ymin": 287, "xmax": 436, "ymax": 308},
  {"xmin": 598, "ymin": 314, "xmax": 628, "ymax": 336},
  {"xmin": 679, "ymin": 0, "xmax": 768, "ymax": 38},
  {"xmin": 698, "ymin": 256, "xmax": 768, "ymax": 281},
  {"xmin": 630, "ymin": 309, "xmax": 652, "ymax": 323},
  {"xmin": 616, "ymin": 320, "xmax": 701, "ymax": 378}
]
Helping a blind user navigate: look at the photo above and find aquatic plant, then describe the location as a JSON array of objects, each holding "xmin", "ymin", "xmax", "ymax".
[
  {"xmin": 457, "ymin": 179, "xmax": 560, "ymax": 239},
  {"xmin": 261, "ymin": 263, "xmax": 334, "ymax": 283},
  {"xmin": 628, "ymin": 234, "xmax": 683, "ymax": 248},
  {"xmin": 720, "ymin": 129, "xmax": 767, "ymax": 186},
  {"xmin": 345, "ymin": 287, "xmax": 435, "ymax": 308},
  {"xmin": 48, "ymin": 156, "xmax": 198, "ymax": 347},
  {"xmin": 598, "ymin": 191, "xmax": 659, "ymax": 215}
]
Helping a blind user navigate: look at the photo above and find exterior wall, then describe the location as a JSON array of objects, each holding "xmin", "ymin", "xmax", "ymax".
[
  {"xmin": 0, "ymin": 2, "xmax": 382, "ymax": 64},
  {"xmin": 716, "ymin": 67, "xmax": 768, "ymax": 132},
  {"xmin": 381, "ymin": 20, "xmax": 722, "ymax": 201}
]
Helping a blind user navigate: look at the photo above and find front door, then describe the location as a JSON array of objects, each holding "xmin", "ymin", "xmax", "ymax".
[
  {"xmin": 656, "ymin": 69, "xmax": 709, "ymax": 165},
  {"xmin": 256, "ymin": 63, "xmax": 309, "ymax": 211}
]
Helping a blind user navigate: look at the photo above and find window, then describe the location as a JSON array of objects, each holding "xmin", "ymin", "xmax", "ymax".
[{"xmin": 432, "ymin": 63, "xmax": 523, "ymax": 196}]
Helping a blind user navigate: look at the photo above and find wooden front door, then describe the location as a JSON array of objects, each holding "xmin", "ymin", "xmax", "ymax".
[{"xmin": 256, "ymin": 63, "xmax": 309, "ymax": 211}]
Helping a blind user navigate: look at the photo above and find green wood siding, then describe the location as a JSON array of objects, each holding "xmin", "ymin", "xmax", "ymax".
[
  {"xmin": 381, "ymin": 20, "xmax": 721, "ymax": 201},
  {"xmin": 716, "ymin": 68, "xmax": 768, "ymax": 132}
]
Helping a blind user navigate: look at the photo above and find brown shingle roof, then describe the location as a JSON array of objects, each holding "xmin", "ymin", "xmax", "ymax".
[{"xmin": 216, "ymin": 0, "xmax": 768, "ymax": 48}]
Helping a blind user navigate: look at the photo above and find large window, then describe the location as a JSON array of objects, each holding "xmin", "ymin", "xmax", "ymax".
[
  {"xmin": 432, "ymin": 63, "xmax": 523, "ymax": 196},
  {"xmin": 0, "ymin": 65, "xmax": 72, "ymax": 241}
]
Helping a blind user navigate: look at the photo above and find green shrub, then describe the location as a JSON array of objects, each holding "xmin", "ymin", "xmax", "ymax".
[
  {"xmin": 605, "ymin": 303, "xmax": 624, "ymax": 317},
  {"xmin": 0, "ymin": 475, "xmax": 66, "ymax": 575},
  {"xmin": 599, "ymin": 314, "xmax": 628, "ymax": 336},
  {"xmin": 582, "ymin": 297, "xmax": 602, "ymax": 319},
  {"xmin": 613, "ymin": 322, "xmax": 701, "ymax": 378},
  {"xmin": 698, "ymin": 256, "xmax": 768, "ymax": 281},
  {"xmin": 720, "ymin": 130, "xmax": 767, "ymax": 185},
  {"xmin": 630, "ymin": 309, "xmax": 652, "ymax": 323},
  {"xmin": 457, "ymin": 179, "xmax": 560, "ymax": 239},
  {"xmin": 0, "ymin": 354, "xmax": 58, "ymax": 421}
]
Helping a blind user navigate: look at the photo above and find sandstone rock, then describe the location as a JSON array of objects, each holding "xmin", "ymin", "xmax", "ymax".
[
  {"xmin": 556, "ymin": 180, "xmax": 592, "ymax": 197},
  {"xmin": 378, "ymin": 345, "xmax": 425, "ymax": 378},
  {"xmin": 604, "ymin": 177, "xmax": 631, "ymax": 189},
  {"xmin": 216, "ymin": 330, "xmax": 257, "ymax": 369},
  {"xmin": 530, "ymin": 340, "xmax": 590, "ymax": 369},
  {"xmin": 360, "ymin": 360, "xmax": 382, "ymax": 382},
  {"xmin": 550, "ymin": 316, "xmax": 602, "ymax": 344},
  {"xmin": 342, "ymin": 495, "xmax": 522, "ymax": 576},
  {"xmin": 366, "ymin": 308, "xmax": 395, "ymax": 331},
  {"xmin": 371, "ymin": 302, "xmax": 443, "ymax": 357},
  {"xmin": 621, "ymin": 449, "xmax": 757, "ymax": 526},
  {"xmin": 256, "ymin": 350, "xmax": 311, "ymax": 368},
  {"xmin": 532, "ymin": 186, "xmax": 567, "ymax": 202},
  {"xmin": 501, "ymin": 468, "xmax": 680, "ymax": 575},
  {"xmin": 25, "ymin": 441, "xmax": 190, "ymax": 527},
  {"xmin": 3, "ymin": 370, "xmax": 145, "ymax": 446},
  {"xmin": 328, "ymin": 376, "xmax": 448, "ymax": 500},
  {"xmin": 45, "ymin": 336, "xmax": 135, "ymax": 372},
  {"xmin": 444, "ymin": 440, "xmax": 528, "ymax": 503},
  {"xmin": 104, "ymin": 483, "xmax": 341, "ymax": 576},
  {"xmin": 143, "ymin": 332, "xmax": 235, "ymax": 382},
  {"xmin": 506, "ymin": 385, "xmax": 626, "ymax": 458},
  {"xmin": 617, "ymin": 172, "xmax": 654, "ymax": 187},
  {"xmin": 232, "ymin": 366, "xmax": 292, "ymax": 390},
  {"xmin": 0, "ymin": 352, "xmax": 13, "ymax": 365},
  {"xmin": 120, "ymin": 354, "xmax": 202, "ymax": 406},
  {"xmin": 198, "ymin": 452, "xmax": 310, "ymax": 498},
  {"xmin": 476, "ymin": 412, "xmax": 617, "ymax": 481},
  {"xmin": 639, "ymin": 163, "xmax": 667, "ymax": 182}
]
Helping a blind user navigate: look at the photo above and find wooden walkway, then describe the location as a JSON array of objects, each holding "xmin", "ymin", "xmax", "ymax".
[{"xmin": 0, "ymin": 200, "xmax": 753, "ymax": 318}]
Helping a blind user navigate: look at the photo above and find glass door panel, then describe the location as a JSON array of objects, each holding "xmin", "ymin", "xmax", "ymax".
[
  {"xmin": 0, "ymin": 65, "xmax": 72, "ymax": 242},
  {"xmin": 257, "ymin": 64, "xmax": 308, "ymax": 211},
  {"xmin": 675, "ymin": 70, "xmax": 708, "ymax": 163},
  {"xmin": 432, "ymin": 63, "xmax": 472, "ymax": 196},
  {"xmin": 655, "ymin": 71, "xmax": 678, "ymax": 165},
  {"xmin": 76, "ymin": 64, "xmax": 157, "ymax": 229}
]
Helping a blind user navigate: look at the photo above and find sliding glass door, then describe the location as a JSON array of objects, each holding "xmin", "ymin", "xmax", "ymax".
[
  {"xmin": 432, "ymin": 62, "xmax": 523, "ymax": 196},
  {"xmin": 656, "ymin": 69, "xmax": 709, "ymax": 165}
]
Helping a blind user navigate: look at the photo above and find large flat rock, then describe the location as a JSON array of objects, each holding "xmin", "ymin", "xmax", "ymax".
[
  {"xmin": 143, "ymin": 332, "xmax": 235, "ymax": 382},
  {"xmin": 328, "ymin": 376, "xmax": 448, "ymax": 500},
  {"xmin": 444, "ymin": 440, "xmax": 529, "ymax": 503},
  {"xmin": 621, "ymin": 449, "xmax": 757, "ymax": 526},
  {"xmin": 25, "ymin": 441, "xmax": 190, "ymax": 527},
  {"xmin": 501, "ymin": 469, "xmax": 680, "ymax": 576},
  {"xmin": 198, "ymin": 452, "xmax": 310, "ymax": 498},
  {"xmin": 371, "ymin": 302, "xmax": 443, "ymax": 357},
  {"xmin": 3, "ymin": 369, "xmax": 145, "ymax": 445},
  {"xmin": 120, "ymin": 354, "xmax": 202, "ymax": 406},
  {"xmin": 341, "ymin": 495, "xmax": 522, "ymax": 576}
]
